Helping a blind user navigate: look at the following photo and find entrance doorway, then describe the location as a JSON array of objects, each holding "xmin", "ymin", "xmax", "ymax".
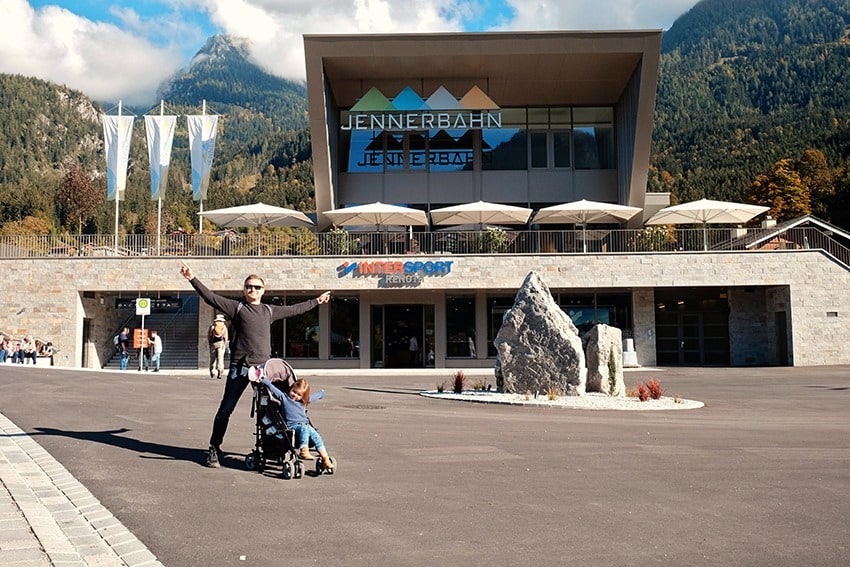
[
  {"xmin": 655, "ymin": 288, "xmax": 730, "ymax": 365},
  {"xmin": 370, "ymin": 304, "xmax": 434, "ymax": 368}
]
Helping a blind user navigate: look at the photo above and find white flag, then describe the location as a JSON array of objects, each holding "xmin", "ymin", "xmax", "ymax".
[
  {"xmin": 187, "ymin": 115, "xmax": 219, "ymax": 201},
  {"xmin": 102, "ymin": 115, "xmax": 134, "ymax": 201},
  {"xmin": 144, "ymin": 115, "xmax": 177, "ymax": 201}
]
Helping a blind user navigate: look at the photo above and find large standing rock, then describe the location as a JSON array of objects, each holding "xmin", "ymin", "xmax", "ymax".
[
  {"xmin": 494, "ymin": 272, "xmax": 586, "ymax": 395},
  {"xmin": 585, "ymin": 324, "xmax": 625, "ymax": 396}
]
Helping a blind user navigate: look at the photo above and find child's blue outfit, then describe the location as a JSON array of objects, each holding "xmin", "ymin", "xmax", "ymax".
[{"xmin": 260, "ymin": 377, "xmax": 326, "ymax": 453}]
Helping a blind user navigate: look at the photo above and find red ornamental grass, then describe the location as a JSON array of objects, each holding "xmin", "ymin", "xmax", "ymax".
[
  {"xmin": 646, "ymin": 378, "xmax": 663, "ymax": 400},
  {"xmin": 636, "ymin": 382, "xmax": 650, "ymax": 402},
  {"xmin": 452, "ymin": 370, "xmax": 466, "ymax": 394}
]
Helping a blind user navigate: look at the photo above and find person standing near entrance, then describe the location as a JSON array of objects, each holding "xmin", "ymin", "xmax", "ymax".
[
  {"xmin": 145, "ymin": 330, "xmax": 163, "ymax": 372},
  {"xmin": 118, "ymin": 327, "xmax": 130, "ymax": 370},
  {"xmin": 180, "ymin": 262, "xmax": 331, "ymax": 468},
  {"xmin": 409, "ymin": 334, "xmax": 419, "ymax": 366},
  {"xmin": 208, "ymin": 314, "xmax": 229, "ymax": 379}
]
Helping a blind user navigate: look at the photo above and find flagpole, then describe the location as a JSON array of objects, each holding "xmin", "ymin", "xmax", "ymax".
[
  {"xmin": 157, "ymin": 100, "xmax": 164, "ymax": 256},
  {"xmin": 114, "ymin": 100, "xmax": 122, "ymax": 254},
  {"xmin": 198, "ymin": 100, "xmax": 206, "ymax": 235}
]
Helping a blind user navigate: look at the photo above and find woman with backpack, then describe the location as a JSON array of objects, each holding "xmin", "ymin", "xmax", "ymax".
[{"xmin": 208, "ymin": 314, "xmax": 229, "ymax": 380}]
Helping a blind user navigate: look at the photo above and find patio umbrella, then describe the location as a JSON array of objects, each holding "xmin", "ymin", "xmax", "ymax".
[
  {"xmin": 198, "ymin": 202, "xmax": 314, "ymax": 254},
  {"xmin": 430, "ymin": 200, "xmax": 532, "ymax": 227},
  {"xmin": 646, "ymin": 198, "xmax": 769, "ymax": 250},
  {"xmin": 198, "ymin": 202, "xmax": 314, "ymax": 228},
  {"xmin": 532, "ymin": 199, "xmax": 642, "ymax": 253},
  {"xmin": 323, "ymin": 202, "xmax": 429, "ymax": 229},
  {"xmin": 324, "ymin": 202, "xmax": 428, "ymax": 253}
]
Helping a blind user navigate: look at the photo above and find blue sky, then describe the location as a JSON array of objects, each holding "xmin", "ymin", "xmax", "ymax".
[{"xmin": 2, "ymin": 0, "xmax": 701, "ymax": 105}]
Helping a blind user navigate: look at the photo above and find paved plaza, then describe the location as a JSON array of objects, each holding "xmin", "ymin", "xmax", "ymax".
[{"xmin": 1, "ymin": 364, "xmax": 848, "ymax": 566}]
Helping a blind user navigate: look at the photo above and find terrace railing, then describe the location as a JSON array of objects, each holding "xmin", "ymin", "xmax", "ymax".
[{"xmin": 0, "ymin": 227, "xmax": 846, "ymax": 268}]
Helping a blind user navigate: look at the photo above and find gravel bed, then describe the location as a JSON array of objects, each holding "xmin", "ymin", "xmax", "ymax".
[{"xmin": 420, "ymin": 390, "xmax": 704, "ymax": 410}]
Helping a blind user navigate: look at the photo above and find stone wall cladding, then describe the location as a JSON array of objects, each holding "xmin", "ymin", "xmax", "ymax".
[{"xmin": 3, "ymin": 250, "xmax": 848, "ymax": 367}]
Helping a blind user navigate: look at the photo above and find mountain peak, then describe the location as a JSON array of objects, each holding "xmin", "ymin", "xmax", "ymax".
[{"xmin": 193, "ymin": 34, "xmax": 251, "ymax": 64}]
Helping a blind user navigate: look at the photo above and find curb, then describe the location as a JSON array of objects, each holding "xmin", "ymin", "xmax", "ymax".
[{"xmin": 0, "ymin": 412, "xmax": 163, "ymax": 567}]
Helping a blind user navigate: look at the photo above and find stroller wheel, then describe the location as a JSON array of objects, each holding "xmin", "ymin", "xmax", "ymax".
[
  {"xmin": 317, "ymin": 456, "xmax": 337, "ymax": 475},
  {"xmin": 245, "ymin": 452, "xmax": 258, "ymax": 471},
  {"xmin": 282, "ymin": 461, "xmax": 292, "ymax": 479},
  {"xmin": 294, "ymin": 460, "xmax": 303, "ymax": 479}
]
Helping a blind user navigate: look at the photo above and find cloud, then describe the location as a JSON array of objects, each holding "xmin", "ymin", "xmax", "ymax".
[
  {"xmin": 0, "ymin": 0, "xmax": 182, "ymax": 106},
  {"xmin": 0, "ymin": 0, "xmax": 699, "ymax": 105},
  {"xmin": 203, "ymin": 0, "xmax": 470, "ymax": 83},
  {"xmin": 499, "ymin": 0, "xmax": 698, "ymax": 32}
]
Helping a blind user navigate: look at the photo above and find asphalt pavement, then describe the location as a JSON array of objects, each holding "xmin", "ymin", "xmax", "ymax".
[{"xmin": 1, "ymin": 364, "xmax": 848, "ymax": 567}]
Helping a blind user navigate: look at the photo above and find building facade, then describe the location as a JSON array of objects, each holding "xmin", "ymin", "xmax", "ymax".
[{"xmin": 3, "ymin": 31, "xmax": 850, "ymax": 371}]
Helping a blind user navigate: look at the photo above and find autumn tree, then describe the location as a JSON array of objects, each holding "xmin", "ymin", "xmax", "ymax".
[
  {"xmin": 746, "ymin": 158, "xmax": 811, "ymax": 222},
  {"xmin": 57, "ymin": 162, "xmax": 102, "ymax": 234},
  {"xmin": 796, "ymin": 149, "xmax": 835, "ymax": 221}
]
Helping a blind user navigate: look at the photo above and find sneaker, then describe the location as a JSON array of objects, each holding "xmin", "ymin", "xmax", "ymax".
[
  {"xmin": 206, "ymin": 446, "xmax": 220, "ymax": 468},
  {"xmin": 298, "ymin": 447, "xmax": 315, "ymax": 460},
  {"xmin": 322, "ymin": 456, "xmax": 334, "ymax": 470}
]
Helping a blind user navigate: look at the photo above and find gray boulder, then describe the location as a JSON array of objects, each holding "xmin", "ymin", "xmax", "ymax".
[
  {"xmin": 585, "ymin": 324, "xmax": 625, "ymax": 396},
  {"xmin": 494, "ymin": 272, "xmax": 586, "ymax": 395}
]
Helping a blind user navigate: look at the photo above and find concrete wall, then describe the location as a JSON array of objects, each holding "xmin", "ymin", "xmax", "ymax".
[{"xmin": 2, "ymin": 250, "xmax": 848, "ymax": 369}]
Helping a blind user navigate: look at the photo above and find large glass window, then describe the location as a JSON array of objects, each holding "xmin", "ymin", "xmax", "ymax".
[
  {"xmin": 446, "ymin": 295, "xmax": 476, "ymax": 358},
  {"xmin": 385, "ymin": 133, "xmax": 405, "ymax": 172},
  {"xmin": 573, "ymin": 107, "xmax": 615, "ymax": 169},
  {"xmin": 482, "ymin": 108, "xmax": 527, "ymax": 171},
  {"xmin": 553, "ymin": 131, "xmax": 571, "ymax": 168},
  {"xmin": 330, "ymin": 296, "xmax": 359, "ymax": 359},
  {"xmin": 486, "ymin": 295, "xmax": 515, "ymax": 356},
  {"xmin": 269, "ymin": 296, "xmax": 319, "ymax": 358},
  {"xmin": 341, "ymin": 129, "xmax": 384, "ymax": 173},
  {"xmin": 556, "ymin": 292, "xmax": 632, "ymax": 338},
  {"xmin": 340, "ymin": 106, "xmax": 611, "ymax": 173},
  {"xmin": 530, "ymin": 131, "xmax": 547, "ymax": 169},
  {"xmin": 429, "ymin": 129, "xmax": 474, "ymax": 172}
]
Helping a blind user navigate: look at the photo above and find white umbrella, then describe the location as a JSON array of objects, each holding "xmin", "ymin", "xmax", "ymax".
[
  {"xmin": 199, "ymin": 202, "xmax": 314, "ymax": 255},
  {"xmin": 198, "ymin": 202, "xmax": 314, "ymax": 228},
  {"xmin": 324, "ymin": 202, "xmax": 428, "ymax": 254},
  {"xmin": 532, "ymin": 199, "xmax": 642, "ymax": 253},
  {"xmin": 646, "ymin": 198, "xmax": 770, "ymax": 250},
  {"xmin": 323, "ymin": 202, "xmax": 429, "ymax": 228},
  {"xmin": 430, "ymin": 200, "xmax": 532, "ymax": 227}
]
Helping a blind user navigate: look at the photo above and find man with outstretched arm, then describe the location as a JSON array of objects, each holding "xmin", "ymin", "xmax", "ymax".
[{"xmin": 180, "ymin": 262, "xmax": 331, "ymax": 468}]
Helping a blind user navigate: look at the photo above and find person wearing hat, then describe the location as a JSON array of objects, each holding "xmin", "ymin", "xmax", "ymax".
[{"xmin": 208, "ymin": 314, "xmax": 229, "ymax": 380}]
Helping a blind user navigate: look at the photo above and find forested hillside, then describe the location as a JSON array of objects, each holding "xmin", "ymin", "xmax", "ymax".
[
  {"xmin": 1, "ymin": 0, "xmax": 850, "ymax": 236},
  {"xmin": 0, "ymin": 35, "xmax": 314, "ymax": 236},
  {"xmin": 650, "ymin": 0, "xmax": 850, "ymax": 229}
]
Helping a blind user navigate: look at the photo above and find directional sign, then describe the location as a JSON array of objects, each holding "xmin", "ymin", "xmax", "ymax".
[{"xmin": 136, "ymin": 297, "xmax": 151, "ymax": 316}]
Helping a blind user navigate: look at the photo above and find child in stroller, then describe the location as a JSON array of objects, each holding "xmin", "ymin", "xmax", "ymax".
[{"xmin": 244, "ymin": 358, "xmax": 336, "ymax": 478}]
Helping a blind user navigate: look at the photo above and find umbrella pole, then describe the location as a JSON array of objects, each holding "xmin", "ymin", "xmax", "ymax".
[
  {"xmin": 582, "ymin": 224, "xmax": 588, "ymax": 253},
  {"xmin": 703, "ymin": 223, "xmax": 708, "ymax": 251}
]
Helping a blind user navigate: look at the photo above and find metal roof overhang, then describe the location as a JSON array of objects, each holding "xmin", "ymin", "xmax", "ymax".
[{"xmin": 306, "ymin": 31, "xmax": 661, "ymax": 108}]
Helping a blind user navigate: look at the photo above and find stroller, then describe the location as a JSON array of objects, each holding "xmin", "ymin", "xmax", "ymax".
[{"xmin": 243, "ymin": 359, "xmax": 336, "ymax": 479}]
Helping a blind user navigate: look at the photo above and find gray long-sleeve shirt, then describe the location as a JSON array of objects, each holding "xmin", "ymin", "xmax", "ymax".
[{"xmin": 188, "ymin": 277, "xmax": 318, "ymax": 365}]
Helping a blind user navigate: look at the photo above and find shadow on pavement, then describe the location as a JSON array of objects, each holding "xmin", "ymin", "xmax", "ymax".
[{"xmin": 32, "ymin": 426, "xmax": 209, "ymax": 466}]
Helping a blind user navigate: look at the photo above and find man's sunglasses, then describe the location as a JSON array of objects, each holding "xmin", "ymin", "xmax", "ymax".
[{"xmin": 244, "ymin": 284, "xmax": 264, "ymax": 291}]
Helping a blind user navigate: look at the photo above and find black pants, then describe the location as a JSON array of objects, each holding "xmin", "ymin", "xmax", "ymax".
[{"xmin": 209, "ymin": 363, "xmax": 249, "ymax": 448}]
